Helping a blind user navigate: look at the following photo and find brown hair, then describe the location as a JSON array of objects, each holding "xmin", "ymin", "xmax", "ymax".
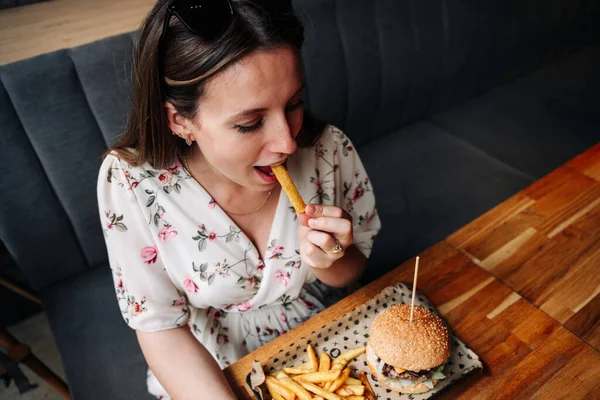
[{"xmin": 107, "ymin": 0, "xmax": 325, "ymax": 169}]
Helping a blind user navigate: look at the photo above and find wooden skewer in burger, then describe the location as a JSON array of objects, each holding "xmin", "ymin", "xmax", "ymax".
[{"xmin": 366, "ymin": 257, "xmax": 451, "ymax": 393}]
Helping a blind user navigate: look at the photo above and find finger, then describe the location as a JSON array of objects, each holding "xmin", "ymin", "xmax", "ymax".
[
  {"xmin": 306, "ymin": 230, "xmax": 343, "ymax": 255},
  {"xmin": 308, "ymin": 217, "xmax": 352, "ymax": 237},
  {"xmin": 303, "ymin": 241, "xmax": 328, "ymax": 268},
  {"xmin": 297, "ymin": 223, "xmax": 311, "ymax": 241},
  {"xmin": 297, "ymin": 212, "xmax": 310, "ymax": 227},
  {"xmin": 305, "ymin": 204, "xmax": 346, "ymax": 219}
]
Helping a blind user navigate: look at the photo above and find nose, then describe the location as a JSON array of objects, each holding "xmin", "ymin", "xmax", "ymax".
[{"xmin": 269, "ymin": 117, "xmax": 298, "ymax": 155}]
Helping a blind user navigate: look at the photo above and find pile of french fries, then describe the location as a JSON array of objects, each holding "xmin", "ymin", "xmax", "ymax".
[{"xmin": 264, "ymin": 345, "xmax": 375, "ymax": 400}]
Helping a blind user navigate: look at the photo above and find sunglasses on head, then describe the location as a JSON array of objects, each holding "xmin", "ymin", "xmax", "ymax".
[
  {"xmin": 160, "ymin": 0, "xmax": 294, "ymax": 44},
  {"xmin": 159, "ymin": 0, "xmax": 294, "ymax": 79},
  {"xmin": 161, "ymin": 0, "xmax": 234, "ymax": 43}
]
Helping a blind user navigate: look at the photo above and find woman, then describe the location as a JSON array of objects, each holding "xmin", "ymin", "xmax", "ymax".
[{"xmin": 97, "ymin": 0, "xmax": 380, "ymax": 398}]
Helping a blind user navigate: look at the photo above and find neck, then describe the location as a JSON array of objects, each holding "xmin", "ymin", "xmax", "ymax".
[{"xmin": 183, "ymin": 147, "xmax": 275, "ymax": 214}]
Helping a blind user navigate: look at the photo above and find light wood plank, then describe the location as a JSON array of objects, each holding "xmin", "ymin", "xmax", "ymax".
[
  {"xmin": 0, "ymin": 0, "xmax": 155, "ymax": 65},
  {"xmin": 447, "ymin": 192, "xmax": 535, "ymax": 249},
  {"xmin": 479, "ymin": 227, "xmax": 537, "ymax": 271},
  {"xmin": 487, "ymin": 292, "xmax": 521, "ymax": 319}
]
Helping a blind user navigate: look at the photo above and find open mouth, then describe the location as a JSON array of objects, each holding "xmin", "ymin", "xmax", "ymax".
[
  {"xmin": 254, "ymin": 165, "xmax": 275, "ymax": 176},
  {"xmin": 254, "ymin": 160, "xmax": 286, "ymax": 181}
]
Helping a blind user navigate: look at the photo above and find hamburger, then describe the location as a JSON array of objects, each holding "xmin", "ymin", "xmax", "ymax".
[{"xmin": 366, "ymin": 304, "xmax": 450, "ymax": 393}]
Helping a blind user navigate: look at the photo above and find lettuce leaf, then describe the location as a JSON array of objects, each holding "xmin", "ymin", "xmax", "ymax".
[{"xmin": 432, "ymin": 365, "xmax": 446, "ymax": 380}]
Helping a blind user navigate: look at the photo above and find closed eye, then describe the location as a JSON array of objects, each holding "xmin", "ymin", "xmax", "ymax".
[{"xmin": 235, "ymin": 119, "xmax": 264, "ymax": 134}]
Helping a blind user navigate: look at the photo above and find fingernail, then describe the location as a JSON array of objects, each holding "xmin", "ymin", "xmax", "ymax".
[{"xmin": 306, "ymin": 204, "xmax": 316, "ymax": 214}]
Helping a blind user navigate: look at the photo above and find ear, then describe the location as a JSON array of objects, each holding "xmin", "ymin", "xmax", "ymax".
[{"xmin": 164, "ymin": 102, "xmax": 196, "ymax": 142}]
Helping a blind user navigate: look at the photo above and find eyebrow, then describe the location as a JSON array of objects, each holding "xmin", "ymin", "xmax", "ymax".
[{"xmin": 229, "ymin": 84, "xmax": 305, "ymax": 120}]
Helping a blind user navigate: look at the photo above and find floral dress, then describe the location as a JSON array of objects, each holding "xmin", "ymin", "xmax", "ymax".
[{"xmin": 97, "ymin": 125, "xmax": 381, "ymax": 398}]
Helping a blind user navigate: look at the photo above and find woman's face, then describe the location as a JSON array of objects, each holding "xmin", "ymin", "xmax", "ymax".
[{"xmin": 190, "ymin": 46, "xmax": 304, "ymax": 192}]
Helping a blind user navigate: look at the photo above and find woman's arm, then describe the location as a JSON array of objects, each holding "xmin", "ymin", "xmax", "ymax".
[{"xmin": 137, "ymin": 327, "xmax": 236, "ymax": 400}]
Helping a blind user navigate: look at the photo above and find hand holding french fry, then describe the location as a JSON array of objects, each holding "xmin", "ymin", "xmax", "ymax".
[
  {"xmin": 296, "ymin": 203, "xmax": 353, "ymax": 269},
  {"xmin": 271, "ymin": 164, "xmax": 353, "ymax": 270}
]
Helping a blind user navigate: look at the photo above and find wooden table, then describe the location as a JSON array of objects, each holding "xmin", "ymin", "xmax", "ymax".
[{"xmin": 225, "ymin": 143, "xmax": 600, "ymax": 399}]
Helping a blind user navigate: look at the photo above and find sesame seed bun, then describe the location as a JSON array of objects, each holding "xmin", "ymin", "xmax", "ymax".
[
  {"xmin": 368, "ymin": 304, "xmax": 450, "ymax": 371},
  {"xmin": 366, "ymin": 353, "xmax": 439, "ymax": 393}
]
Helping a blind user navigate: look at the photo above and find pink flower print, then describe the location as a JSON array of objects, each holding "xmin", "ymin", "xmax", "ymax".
[
  {"xmin": 263, "ymin": 326, "xmax": 285, "ymax": 337},
  {"xmin": 217, "ymin": 334, "xmax": 229, "ymax": 345},
  {"xmin": 173, "ymin": 297, "xmax": 186, "ymax": 307},
  {"xmin": 208, "ymin": 198, "xmax": 216, "ymax": 209},
  {"xmin": 246, "ymin": 276, "xmax": 259, "ymax": 288},
  {"xmin": 208, "ymin": 232, "xmax": 217, "ymax": 241},
  {"xmin": 352, "ymin": 186, "xmax": 365, "ymax": 203},
  {"xmin": 264, "ymin": 326, "xmax": 275, "ymax": 336},
  {"xmin": 131, "ymin": 301, "xmax": 143, "ymax": 316},
  {"xmin": 364, "ymin": 177, "xmax": 369, "ymax": 184},
  {"xmin": 157, "ymin": 206, "xmax": 165, "ymax": 218},
  {"xmin": 269, "ymin": 246, "xmax": 285, "ymax": 259},
  {"xmin": 257, "ymin": 259, "xmax": 265, "ymax": 271},
  {"xmin": 131, "ymin": 181, "xmax": 139, "ymax": 189},
  {"xmin": 215, "ymin": 262, "xmax": 230, "ymax": 277},
  {"xmin": 183, "ymin": 276, "xmax": 199, "ymax": 294},
  {"xmin": 275, "ymin": 270, "xmax": 291, "ymax": 286},
  {"xmin": 299, "ymin": 297, "xmax": 316, "ymax": 310},
  {"xmin": 158, "ymin": 225, "xmax": 178, "ymax": 243},
  {"xmin": 116, "ymin": 279, "xmax": 125, "ymax": 294},
  {"xmin": 105, "ymin": 210, "xmax": 111, "ymax": 218},
  {"xmin": 158, "ymin": 171, "xmax": 173, "ymax": 185},
  {"xmin": 291, "ymin": 261, "xmax": 301, "ymax": 269},
  {"xmin": 167, "ymin": 161, "xmax": 181, "ymax": 174},
  {"xmin": 141, "ymin": 296, "xmax": 147, "ymax": 303},
  {"xmin": 280, "ymin": 312, "xmax": 288, "ymax": 323},
  {"xmin": 347, "ymin": 145, "xmax": 353, "ymax": 152},
  {"xmin": 141, "ymin": 245, "xmax": 158, "ymax": 264},
  {"xmin": 213, "ymin": 310, "xmax": 223, "ymax": 320},
  {"xmin": 237, "ymin": 300, "xmax": 252, "ymax": 312}
]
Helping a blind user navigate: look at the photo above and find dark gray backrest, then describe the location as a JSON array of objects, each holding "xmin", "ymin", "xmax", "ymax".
[
  {"xmin": 1, "ymin": 0, "xmax": 598, "ymax": 290},
  {"xmin": 0, "ymin": 34, "xmax": 135, "ymax": 289},
  {"xmin": 296, "ymin": 0, "xmax": 600, "ymax": 145}
]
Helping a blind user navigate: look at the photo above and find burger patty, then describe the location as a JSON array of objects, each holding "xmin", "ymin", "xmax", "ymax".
[{"xmin": 379, "ymin": 359, "xmax": 433, "ymax": 381}]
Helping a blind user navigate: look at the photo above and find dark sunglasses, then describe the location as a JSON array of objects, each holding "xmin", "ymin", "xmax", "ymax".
[
  {"xmin": 161, "ymin": 0, "xmax": 234, "ymax": 44},
  {"xmin": 161, "ymin": 0, "xmax": 294, "ymax": 44},
  {"xmin": 159, "ymin": 0, "xmax": 294, "ymax": 81}
]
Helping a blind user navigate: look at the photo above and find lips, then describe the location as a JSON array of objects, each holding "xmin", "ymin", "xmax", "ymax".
[
  {"xmin": 254, "ymin": 160, "xmax": 286, "ymax": 183},
  {"xmin": 254, "ymin": 159, "xmax": 287, "ymax": 175}
]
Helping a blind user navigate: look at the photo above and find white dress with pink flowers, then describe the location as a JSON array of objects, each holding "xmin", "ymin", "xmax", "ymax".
[{"xmin": 97, "ymin": 125, "xmax": 380, "ymax": 398}]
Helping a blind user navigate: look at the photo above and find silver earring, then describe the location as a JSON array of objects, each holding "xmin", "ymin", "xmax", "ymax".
[{"xmin": 185, "ymin": 137, "xmax": 192, "ymax": 146}]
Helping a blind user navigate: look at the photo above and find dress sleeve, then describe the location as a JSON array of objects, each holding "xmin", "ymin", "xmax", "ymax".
[
  {"xmin": 97, "ymin": 154, "xmax": 189, "ymax": 332},
  {"xmin": 330, "ymin": 127, "xmax": 381, "ymax": 258}
]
